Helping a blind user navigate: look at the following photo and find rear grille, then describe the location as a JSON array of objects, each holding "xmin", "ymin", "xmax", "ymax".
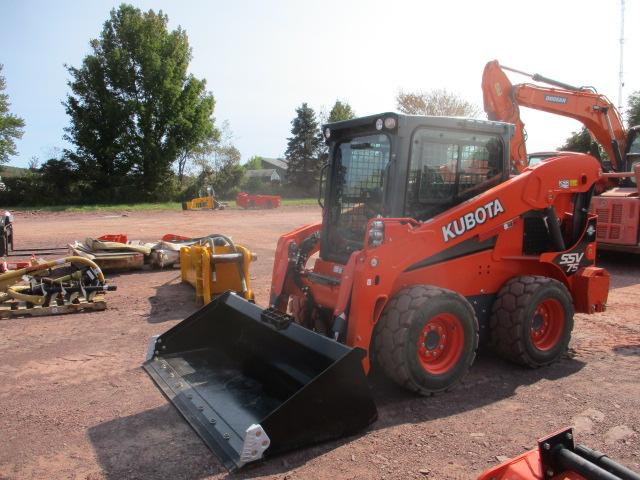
[
  {"xmin": 610, "ymin": 225, "xmax": 621, "ymax": 239},
  {"xmin": 611, "ymin": 204, "xmax": 623, "ymax": 224},
  {"xmin": 593, "ymin": 198, "xmax": 637, "ymax": 246},
  {"xmin": 596, "ymin": 208, "xmax": 609, "ymax": 223}
]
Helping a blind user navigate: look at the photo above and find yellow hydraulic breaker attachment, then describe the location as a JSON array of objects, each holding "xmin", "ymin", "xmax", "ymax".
[
  {"xmin": 181, "ymin": 196, "xmax": 225, "ymax": 210},
  {"xmin": 180, "ymin": 235, "xmax": 255, "ymax": 304}
]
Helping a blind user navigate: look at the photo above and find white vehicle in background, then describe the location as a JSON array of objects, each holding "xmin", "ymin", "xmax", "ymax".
[{"xmin": 527, "ymin": 151, "xmax": 574, "ymax": 167}]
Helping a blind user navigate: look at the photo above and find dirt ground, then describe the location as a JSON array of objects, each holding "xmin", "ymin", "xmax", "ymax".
[{"xmin": 1, "ymin": 206, "xmax": 639, "ymax": 480}]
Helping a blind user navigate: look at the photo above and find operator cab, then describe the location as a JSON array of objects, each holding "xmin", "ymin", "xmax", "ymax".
[
  {"xmin": 627, "ymin": 126, "xmax": 640, "ymax": 185},
  {"xmin": 320, "ymin": 113, "xmax": 513, "ymax": 263}
]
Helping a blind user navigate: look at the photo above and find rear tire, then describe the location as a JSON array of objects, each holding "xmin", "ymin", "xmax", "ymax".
[
  {"xmin": 489, "ymin": 276, "xmax": 574, "ymax": 367},
  {"xmin": 374, "ymin": 285, "xmax": 479, "ymax": 395}
]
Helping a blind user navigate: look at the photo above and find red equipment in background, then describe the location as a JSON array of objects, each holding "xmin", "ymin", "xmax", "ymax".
[
  {"xmin": 235, "ymin": 192, "xmax": 281, "ymax": 209},
  {"xmin": 97, "ymin": 234, "xmax": 128, "ymax": 244}
]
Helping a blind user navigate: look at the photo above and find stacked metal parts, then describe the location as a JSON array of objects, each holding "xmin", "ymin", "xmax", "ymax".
[{"xmin": 0, "ymin": 256, "xmax": 116, "ymax": 319}]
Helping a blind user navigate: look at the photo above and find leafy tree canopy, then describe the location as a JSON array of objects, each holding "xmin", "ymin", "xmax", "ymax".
[
  {"xmin": 191, "ymin": 121, "xmax": 243, "ymax": 198},
  {"xmin": 627, "ymin": 91, "xmax": 640, "ymax": 128},
  {"xmin": 64, "ymin": 4, "xmax": 218, "ymax": 200},
  {"xmin": 396, "ymin": 88, "xmax": 480, "ymax": 117},
  {"xmin": 285, "ymin": 103, "xmax": 322, "ymax": 192},
  {"xmin": 327, "ymin": 100, "xmax": 355, "ymax": 123},
  {"xmin": 244, "ymin": 155, "xmax": 264, "ymax": 170},
  {"xmin": 558, "ymin": 127, "xmax": 605, "ymax": 160},
  {"xmin": 0, "ymin": 64, "xmax": 25, "ymax": 164}
]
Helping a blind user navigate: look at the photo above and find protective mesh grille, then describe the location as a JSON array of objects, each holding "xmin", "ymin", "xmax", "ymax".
[{"xmin": 337, "ymin": 148, "xmax": 386, "ymax": 237}]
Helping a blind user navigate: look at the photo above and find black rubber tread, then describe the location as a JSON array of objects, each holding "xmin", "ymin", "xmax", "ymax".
[
  {"xmin": 489, "ymin": 275, "xmax": 574, "ymax": 368},
  {"xmin": 373, "ymin": 285, "xmax": 479, "ymax": 396}
]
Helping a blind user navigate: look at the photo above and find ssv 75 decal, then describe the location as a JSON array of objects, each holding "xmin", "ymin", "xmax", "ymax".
[
  {"xmin": 558, "ymin": 252, "xmax": 584, "ymax": 273},
  {"xmin": 442, "ymin": 199, "xmax": 505, "ymax": 242}
]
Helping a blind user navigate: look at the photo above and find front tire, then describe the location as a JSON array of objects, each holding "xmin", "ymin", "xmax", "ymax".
[
  {"xmin": 374, "ymin": 285, "xmax": 479, "ymax": 395},
  {"xmin": 489, "ymin": 276, "xmax": 574, "ymax": 367}
]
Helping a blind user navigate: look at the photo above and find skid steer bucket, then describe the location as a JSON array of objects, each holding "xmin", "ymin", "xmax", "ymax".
[{"xmin": 143, "ymin": 292, "xmax": 377, "ymax": 470}]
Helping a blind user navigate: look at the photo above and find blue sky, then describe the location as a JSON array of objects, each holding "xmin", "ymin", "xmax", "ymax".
[{"xmin": 1, "ymin": 0, "xmax": 638, "ymax": 168}]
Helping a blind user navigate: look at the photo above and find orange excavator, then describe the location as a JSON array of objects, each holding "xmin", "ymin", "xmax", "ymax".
[{"xmin": 482, "ymin": 60, "xmax": 640, "ymax": 253}]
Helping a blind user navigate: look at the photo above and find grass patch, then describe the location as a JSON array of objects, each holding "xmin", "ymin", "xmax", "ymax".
[
  {"xmin": 10, "ymin": 198, "xmax": 319, "ymax": 212},
  {"xmin": 12, "ymin": 202, "xmax": 183, "ymax": 212},
  {"xmin": 280, "ymin": 198, "xmax": 318, "ymax": 206}
]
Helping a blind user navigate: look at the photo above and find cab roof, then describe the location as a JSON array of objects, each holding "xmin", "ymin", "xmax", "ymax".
[{"xmin": 323, "ymin": 112, "xmax": 514, "ymax": 142}]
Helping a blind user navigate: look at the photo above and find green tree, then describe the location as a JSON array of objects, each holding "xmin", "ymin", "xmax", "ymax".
[
  {"xmin": 191, "ymin": 123, "xmax": 244, "ymax": 198},
  {"xmin": 244, "ymin": 155, "xmax": 263, "ymax": 170},
  {"xmin": 558, "ymin": 127, "xmax": 605, "ymax": 161},
  {"xmin": 327, "ymin": 100, "xmax": 355, "ymax": 123},
  {"xmin": 39, "ymin": 156, "xmax": 78, "ymax": 202},
  {"xmin": 317, "ymin": 100, "xmax": 356, "ymax": 163},
  {"xmin": 396, "ymin": 88, "xmax": 480, "ymax": 117},
  {"xmin": 285, "ymin": 103, "xmax": 322, "ymax": 192},
  {"xmin": 0, "ymin": 64, "xmax": 25, "ymax": 164},
  {"xmin": 627, "ymin": 91, "xmax": 640, "ymax": 128},
  {"xmin": 64, "ymin": 4, "xmax": 217, "ymax": 200}
]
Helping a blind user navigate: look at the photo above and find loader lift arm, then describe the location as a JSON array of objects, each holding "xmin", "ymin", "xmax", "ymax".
[{"xmin": 482, "ymin": 60, "xmax": 627, "ymax": 173}]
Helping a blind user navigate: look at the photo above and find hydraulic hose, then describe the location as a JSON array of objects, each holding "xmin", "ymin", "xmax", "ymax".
[
  {"xmin": 0, "ymin": 256, "xmax": 105, "ymax": 284},
  {"xmin": 0, "ymin": 256, "xmax": 106, "ymax": 305},
  {"xmin": 6, "ymin": 286, "xmax": 46, "ymax": 305}
]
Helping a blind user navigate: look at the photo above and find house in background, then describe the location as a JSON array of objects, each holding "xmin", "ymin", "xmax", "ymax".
[
  {"xmin": 245, "ymin": 168, "xmax": 282, "ymax": 183},
  {"xmin": 261, "ymin": 158, "xmax": 288, "ymax": 180}
]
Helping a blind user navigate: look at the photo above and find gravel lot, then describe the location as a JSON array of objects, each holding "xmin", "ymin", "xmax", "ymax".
[{"xmin": 1, "ymin": 206, "xmax": 638, "ymax": 479}]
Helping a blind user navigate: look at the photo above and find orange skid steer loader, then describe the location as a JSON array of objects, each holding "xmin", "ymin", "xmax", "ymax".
[{"xmin": 144, "ymin": 113, "xmax": 610, "ymax": 469}]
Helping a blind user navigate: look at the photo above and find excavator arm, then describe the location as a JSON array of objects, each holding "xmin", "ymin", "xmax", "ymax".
[{"xmin": 482, "ymin": 60, "xmax": 627, "ymax": 173}]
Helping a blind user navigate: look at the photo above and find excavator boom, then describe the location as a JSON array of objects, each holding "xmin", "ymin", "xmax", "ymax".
[{"xmin": 482, "ymin": 60, "xmax": 627, "ymax": 172}]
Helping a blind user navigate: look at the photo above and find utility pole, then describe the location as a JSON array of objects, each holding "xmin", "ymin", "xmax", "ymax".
[{"xmin": 618, "ymin": 0, "xmax": 625, "ymax": 113}]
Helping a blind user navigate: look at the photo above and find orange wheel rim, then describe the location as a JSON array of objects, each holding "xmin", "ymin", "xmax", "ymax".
[
  {"xmin": 530, "ymin": 298, "xmax": 565, "ymax": 351},
  {"xmin": 417, "ymin": 313, "xmax": 464, "ymax": 375}
]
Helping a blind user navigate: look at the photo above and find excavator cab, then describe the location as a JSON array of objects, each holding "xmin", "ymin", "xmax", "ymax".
[
  {"xmin": 320, "ymin": 113, "xmax": 511, "ymax": 263},
  {"xmin": 626, "ymin": 126, "xmax": 640, "ymax": 184}
]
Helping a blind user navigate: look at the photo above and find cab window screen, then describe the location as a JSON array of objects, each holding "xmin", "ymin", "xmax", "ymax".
[
  {"xmin": 406, "ymin": 129, "xmax": 503, "ymax": 220},
  {"xmin": 326, "ymin": 134, "xmax": 390, "ymax": 259}
]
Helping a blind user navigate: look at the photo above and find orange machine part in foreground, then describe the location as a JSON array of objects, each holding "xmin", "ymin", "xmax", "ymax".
[{"xmin": 477, "ymin": 427, "xmax": 639, "ymax": 480}]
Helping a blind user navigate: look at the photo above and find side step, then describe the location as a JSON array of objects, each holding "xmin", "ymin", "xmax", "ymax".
[{"xmin": 143, "ymin": 292, "xmax": 377, "ymax": 470}]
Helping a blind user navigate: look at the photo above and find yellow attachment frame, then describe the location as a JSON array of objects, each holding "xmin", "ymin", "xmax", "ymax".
[
  {"xmin": 182, "ymin": 196, "xmax": 219, "ymax": 210},
  {"xmin": 180, "ymin": 243, "xmax": 255, "ymax": 304}
]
